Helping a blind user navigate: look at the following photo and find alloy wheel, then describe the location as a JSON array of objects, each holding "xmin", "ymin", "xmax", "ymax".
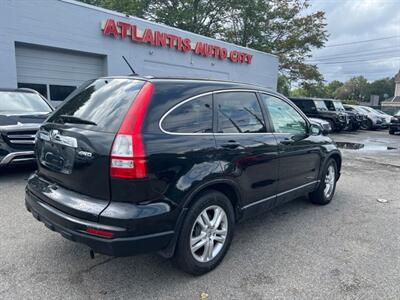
[
  {"xmin": 324, "ymin": 165, "xmax": 335, "ymax": 199},
  {"xmin": 190, "ymin": 205, "xmax": 228, "ymax": 263}
]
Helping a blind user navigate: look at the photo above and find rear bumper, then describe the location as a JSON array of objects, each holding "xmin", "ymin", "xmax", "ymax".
[
  {"xmin": 25, "ymin": 189, "xmax": 175, "ymax": 257},
  {"xmin": 389, "ymin": 124, "xmax": 400, "ymax": 132}
]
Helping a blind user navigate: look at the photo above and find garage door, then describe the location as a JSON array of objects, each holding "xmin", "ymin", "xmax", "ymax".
[{"xmin": 15, "ymin": 43, "xmax": 106, "ymax": 103}]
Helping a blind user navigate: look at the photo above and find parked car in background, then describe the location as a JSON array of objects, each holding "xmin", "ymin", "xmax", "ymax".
[
  {"xmin": 0, "ymin": 88, "xmax": 53, "ymax": 167},
  {"xmin": 375, "ymin": 109, "xmax": 392, "ymax": 126},
  {"xmin": 343, "ymin": 105, "xmax": 368, "ymax": 130},
  {"xmin": 358, "ymin": 106, "xmax": 389, "ymax": 129},
  {"xmin": 290, "ymin": 97, "xmax": 347, "ymax": 132},
  {"xmin": 389, "ymin": 110, "xmax": 400, "ymax": 135},
  {"xmin": 25, "ymin": 76, "xmax": 341, "ymax": 275},
  {"xmin": 323, "ymin": 99, "xmax": 360, "ymax": 131},
  {"xmin": 308, "ymin": 117, "xmax": 332, "ymax": 135}
]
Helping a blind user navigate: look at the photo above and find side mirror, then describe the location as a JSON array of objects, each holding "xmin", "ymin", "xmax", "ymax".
[{"xmin": 310, "ymin": 123, "xmax": 322, "ymax": 136}]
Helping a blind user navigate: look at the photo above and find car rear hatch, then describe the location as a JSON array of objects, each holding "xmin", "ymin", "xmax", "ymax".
[{"xmin": 31, "ymin": 78, "xmax": 147, "ymax": 221}]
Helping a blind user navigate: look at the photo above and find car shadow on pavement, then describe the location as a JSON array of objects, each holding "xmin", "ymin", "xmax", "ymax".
[
  {"xmin": 32, "ymin": 196, "xmax": 316, "ymax": 297},
  {"xmin": 0, "ymin": 164, "xmax": 36, "ymax": 177}
]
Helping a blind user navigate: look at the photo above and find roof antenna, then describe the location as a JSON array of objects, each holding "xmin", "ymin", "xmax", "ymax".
[{"xmin": 122, "ymin": 56, "xmax": 137, "ymax": 75}]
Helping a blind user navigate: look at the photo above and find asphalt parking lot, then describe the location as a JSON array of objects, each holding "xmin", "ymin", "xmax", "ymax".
[{"xmin": 1, "ymin": 130, "xmax": 399, "ymax": 300}]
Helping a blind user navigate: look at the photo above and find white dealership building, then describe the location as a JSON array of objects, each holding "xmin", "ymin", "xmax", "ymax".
[{"xmin": 0, "ymin": 0, "xmax": 278, "ymax": 103}]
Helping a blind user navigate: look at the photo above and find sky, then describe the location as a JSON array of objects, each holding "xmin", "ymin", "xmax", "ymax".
[{"xmin": 307, "ymin": 0, "xmax": 400, "ymax": 83}]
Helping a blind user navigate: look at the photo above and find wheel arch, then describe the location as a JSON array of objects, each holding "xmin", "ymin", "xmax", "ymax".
[
  {"xmin": 159, "ymin": 179, "xmax": 242, "ymax": 259},
  {"xmin": 326, "ymin": 151, "xmax": 342, "ymax": 179},
  {"xmin": 183, "ymin": 179, "xmax": 242, "ymax": 220}
]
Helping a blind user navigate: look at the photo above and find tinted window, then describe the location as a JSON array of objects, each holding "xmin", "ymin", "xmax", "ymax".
[
  {"xmin": 48, "ymin": 79, "xmax": 145, "ymax": 132},
  {"xmin": 261, "ymin": 94, "xmax": 307, "ymax": 134},
  {"xmin": 50, "ymin": 85, "xmax": 76, "ymax": 101},
  {"xmin": 215, "ymin": 92, "xmax": 265, "ymax": 133},
  {"xmin": 324, "ymin": 101, "xmax": 335, "ymax": 111},
  {"xmin": 294, "ymin": 100, "xmax": 315, "ymax": 113},
  {"xmin": 162, "ymin": 95, "xmax": 213, "ymax": 133},
  {"xmin": 333, "ymin": 101, "xmax": 345, "ymax": 111},
  {"xmin": 314, "ymin": 100, "xmax": 328, "ymax": 111},
  {"xmin": 0, "ymin": 91, "xmax": 52, "ymax": 114},
  {"xmin": 18, "ymin": 83, "xmax": 47, "ymax": 98}
]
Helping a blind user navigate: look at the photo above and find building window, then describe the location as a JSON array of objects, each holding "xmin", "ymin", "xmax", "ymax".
[
  {"xmin": 49, "ymin": 85, "xmax": 76, "ymax": 101},
  {"xmin": 17, "ymin": 83, "xmax": 47, "ymax": 98}
]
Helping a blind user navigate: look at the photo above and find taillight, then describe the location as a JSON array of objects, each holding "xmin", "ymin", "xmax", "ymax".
[
  {"xmin": 85, "ymin": 227, "xmax": 114, "ymax": 238},
  {"xmin": 110, "ymin": 82, "xmax": 154, "ymax": 179}
]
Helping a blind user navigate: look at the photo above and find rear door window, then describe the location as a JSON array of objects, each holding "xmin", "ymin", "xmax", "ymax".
[
  {"xmin": 215, "ymin": 92, "xmax": 266, "ymax": 133},
  {"xmin": 162, "ymin": 94, "xmax": 213, "ymax": 133},
  {"xmin": 48, "ymin": 78, "xmax": 145, "ymax": 132}
]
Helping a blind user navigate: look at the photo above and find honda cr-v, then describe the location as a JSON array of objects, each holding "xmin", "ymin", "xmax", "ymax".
[{"xmin": 26, "ymin": 77, "xmax": 341, "ymax": 275}]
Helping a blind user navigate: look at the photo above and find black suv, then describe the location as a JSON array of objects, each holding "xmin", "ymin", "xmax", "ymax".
[
  {"xmin": 25, "ymin": 77, "xmax": 341, "ymax": 275},
  {"xmin": 0, "ymin": 88, "xmax": 53, "ymax": 166},
  {"xmin": 389, "ymin": 110, "xmax": 400, "ymax": 134},
  {"xmin": 290, "ymin": 97, "xmax": 347, "ymax": 131},
  {"xmin": 343, "ymin": 105, "xmax": 368, "ymax": 129},
  {"xmin": 323, "ymin": 99, "xmax": 361, "ymax": 131}
]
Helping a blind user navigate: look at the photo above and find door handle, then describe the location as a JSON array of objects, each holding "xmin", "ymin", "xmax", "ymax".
[
  {"xmin": 280, "ymin": 138, "xmax": 294, "ymax": 145},
  {"xmin": 221, "ymin": 141, "xmax": 240, "ymax": 149}
]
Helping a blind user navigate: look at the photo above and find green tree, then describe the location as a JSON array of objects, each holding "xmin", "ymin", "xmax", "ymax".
[
  {"xmin": 277, "ymin": 74, "xmax": 290, "ymax": 96},
  {"xmin": 335, "ymin": 76, "xmax": 369, "ymax": 101},
  {"xmin": 223, "ymin": 0, "xmax": 328, "ymax": 85},
  {"xmin": 145, "ymin": 0, "xmax": 232, "ymax": 37},
  {"xmin": 79, "ymin": 0, "xmax": 150, "ymax": 17},
  {"xmin": 326, "ymin": 80, "xmax": 343, "ymax": 98},
  {"xmin": 368, "ymin": 77, "xmax": 395, "ymax": 102},
  {"xmin": 291, "ymin": 82, "xmax": 327, "ymax": 98}
]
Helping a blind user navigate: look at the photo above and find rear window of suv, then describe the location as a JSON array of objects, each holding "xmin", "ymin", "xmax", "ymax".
[{"xmin": 48, "ymin": 78, "xmax": 145, "ymax": 132}]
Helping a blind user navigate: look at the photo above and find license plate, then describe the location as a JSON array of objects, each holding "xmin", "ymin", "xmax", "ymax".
[{"xmin": 39, "ymin": 140, "xmax": 75, "ymax": 174}]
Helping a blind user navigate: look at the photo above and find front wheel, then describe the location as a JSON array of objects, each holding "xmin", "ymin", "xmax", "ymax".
[
  {"xmin": 310, "ymin": 159, "xmax": 338, "ymax": 205},
  {"xmin": 174, "ymin": 190, "xmax": 235, "ymax": 275}
]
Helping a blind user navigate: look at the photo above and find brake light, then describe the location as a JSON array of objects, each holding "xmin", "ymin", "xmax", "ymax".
[
  {"xmin": 110, "ymin": 82, "xmax": 154, "ymax": 179},
  {"xmin": 85, "ymin": 227, "xmax": 114, "ymax": 238}
]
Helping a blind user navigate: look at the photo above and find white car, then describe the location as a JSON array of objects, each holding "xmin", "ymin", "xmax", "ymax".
[
  {"xmin": 375, "ymin": 109, "xmax": 392, "ymax": 124},
  {"xmin": 356, "ymin": 106, "xmax": 389, "ymax": 129}
]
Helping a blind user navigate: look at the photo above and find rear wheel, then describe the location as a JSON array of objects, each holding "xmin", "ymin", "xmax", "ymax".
[
  {"xmin": 389, "ymin": 129, "xmax": 395, "ymax": 135},
  {"xmin": 367, "ymin": 119, "xmax": 373, "ymax": 130},
  {"xmin": 310, "ymin": 159, "xmax": 337, "ymax": 205},
  {"xmin": 174, "ymin": 190, "xmax": 235, "ymax": 275}
]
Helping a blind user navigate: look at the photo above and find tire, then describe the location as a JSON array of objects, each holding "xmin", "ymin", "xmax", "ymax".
[
  {"xmin": 360, "ymin": 121, "xmax": 368, "ymax": 130},
  {"xmin": 310, "ymin": 158, "xmax": 338, "ymax": 205},
  {"xmin": 327, "ymin": 120, "xmax": 335, "ymax": 132},
  {"xmin": 367, "ymin": 119, "xmax": 373, "ymax": 130},
  {"xmin": 174, "ymin": 190, "xmax": 235, "ymax": 275},
  {"xmin": 389, "ymin": 129, "xmax": 395, "ymax": 135}
]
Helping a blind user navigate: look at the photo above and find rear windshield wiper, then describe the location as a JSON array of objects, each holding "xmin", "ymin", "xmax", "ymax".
[{"xmin": 57, "ymin": 115, "xmax": 97, "ymax": 126}]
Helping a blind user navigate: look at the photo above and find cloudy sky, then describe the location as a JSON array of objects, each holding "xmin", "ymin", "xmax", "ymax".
[{"xmin": 307, "ymin": 0, "xmax": 400, "ymax": 83}]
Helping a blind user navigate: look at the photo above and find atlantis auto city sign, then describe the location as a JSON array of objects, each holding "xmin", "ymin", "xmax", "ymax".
[{"xmin": 101, "ymin": 19, "xmax": 253, "ymax": 64}]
